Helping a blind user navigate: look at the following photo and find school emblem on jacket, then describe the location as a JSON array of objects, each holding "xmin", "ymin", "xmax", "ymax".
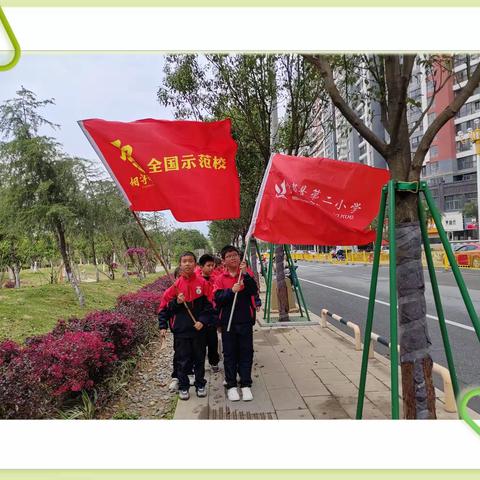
[{"xmin": 196, "ymin": 286, "xmax": 202, "ymax": 295}]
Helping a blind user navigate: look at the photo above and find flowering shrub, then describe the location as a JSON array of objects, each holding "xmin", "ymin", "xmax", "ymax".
[
  {"xmin": 125, "ymin": 247, "xmax": 148, "ymax": 257},
  {"xmin": 30, "ymin": 331, "xmax": 117, "ymax": 395},
  {"xmin": 53, "ymin": 312, "xmax": 135, "ymax": 358},
  {"xmin": 0, "ymin": 340, "xmax": 20, "ymax": 367},
  {"xmin": 139, "ymin": 275, "xmax": 173, "ymax": 293},
  {"xmin": 0, "ymin": 332, "xmax": 116, "ymax": 418},
  {"xmin": 116, "ymin": 291, "xmax": 164, "ymax": 344},
  {"xmin": 0, "ymin": 274, "xmax": 171, "ymax": 419}
]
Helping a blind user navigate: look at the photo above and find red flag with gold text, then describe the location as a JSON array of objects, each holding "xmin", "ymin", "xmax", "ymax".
[
  {"xmin": 78, "ymin": 118, "xmax": 240, "ymax": 221},
  {"xmin": 250, "ymin": 154, "xmax": 390, "ymax": 245}
]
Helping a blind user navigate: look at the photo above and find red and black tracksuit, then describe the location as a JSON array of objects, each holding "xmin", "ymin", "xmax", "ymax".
[
  {"xmin": 214, "ymin": 269, "xmax": 258, "ymax": 389},
  {"xmin": 158, "ymin": 273, "xmax": 214, "ymax": 392}
]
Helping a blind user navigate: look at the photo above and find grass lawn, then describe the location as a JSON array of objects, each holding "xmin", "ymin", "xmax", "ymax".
[
  {"xmin": 14, "ymin": 264, "xmax": 140, "ymax": 288},
  {"xmin": 0, "ymin": 273, "xmax": 163, "ymax": 344}
]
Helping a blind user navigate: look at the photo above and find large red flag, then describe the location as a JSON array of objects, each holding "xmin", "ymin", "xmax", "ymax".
[
  {"xmin": 250, "ymin": 154, "xmax": 390, "ymax": 245},
  {"xmin": 78, "ymin": 118, "xmax": 240, "ymax": 221}
]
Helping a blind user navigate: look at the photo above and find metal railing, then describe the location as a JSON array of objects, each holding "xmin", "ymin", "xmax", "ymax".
[
  {"xmin": 320, "ymin": 308, "xmax": 361, "ymax": 351},
  {"xmin": 290, "ymin": 250, "xmax": 480, "ymax": 270},
  {"xmin": 368, "ymin": 332, "xmax": 457, "ymax": 413}
]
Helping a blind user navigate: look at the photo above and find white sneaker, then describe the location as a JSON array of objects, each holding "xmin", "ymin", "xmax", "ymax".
[
  {"xmin": 241, "ymin": 387, "xmax": 253, "ymax": 401},
  {"xmin": 227, "ymin": 387, "xmax": 240, "ymax": 402},
  {"xmin": 223, "ymin": 379, "xmax": 228, "ymax": 387},
  {"xmin": 169, "ymin": 378, "xmax": 179, "ymax": 392},
  {"xmin": 188, "ymin": 374, "xmax": 195, "ymax": 386}
]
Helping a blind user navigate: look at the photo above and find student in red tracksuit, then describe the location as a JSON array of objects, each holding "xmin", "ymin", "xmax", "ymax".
[
  {"xmin": 158, "ymin": 251, "xmax": 214, "ymax": 401},
  {"xmin": 214, "ymin": 245, "xmax": 258, "ymax": 402},
  {"xmin": 198, "ymin": 253, "xmax": 221, "ymax": 373}
]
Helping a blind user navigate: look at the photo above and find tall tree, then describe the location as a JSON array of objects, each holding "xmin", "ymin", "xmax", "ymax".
[
  {"xmin": 0, "ymin": 87, "xmax": 85, "ymax": 305},
  {"xmin": 159, "ymin": 54, "xmax": 327, "ymax": 320},
  {"xmin": 304, "ymin": 54, "xmax": 480, "ymax": 419}
]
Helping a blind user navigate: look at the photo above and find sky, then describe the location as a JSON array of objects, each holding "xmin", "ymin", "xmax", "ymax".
[{"xmin": 0, "ymin": 53, "xmax": 209, "ymax": 235}]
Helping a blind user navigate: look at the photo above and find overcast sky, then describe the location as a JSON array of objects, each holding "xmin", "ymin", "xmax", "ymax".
[{"xmin": 0, "ymin": 53, "xmax": 209, "ymax": 235}]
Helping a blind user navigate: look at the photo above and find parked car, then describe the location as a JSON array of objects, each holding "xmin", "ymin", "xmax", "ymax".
[{"xmin": 454, "ymin": 243, "xmax": 480, "ymax": 268}]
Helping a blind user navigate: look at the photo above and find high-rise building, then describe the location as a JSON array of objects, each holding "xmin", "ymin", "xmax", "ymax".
[
  {"xmin": 421, "ymin": 55, "xmax": 479, "ymax": 240},
  {"xmin": 310, "ymin": 55, "xmax": 479, "ymax": 240}
]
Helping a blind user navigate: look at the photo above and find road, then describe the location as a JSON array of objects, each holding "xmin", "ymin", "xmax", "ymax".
[{"xmin": 294, "ymin": 261, "xmax": 480, "ymax": 412}]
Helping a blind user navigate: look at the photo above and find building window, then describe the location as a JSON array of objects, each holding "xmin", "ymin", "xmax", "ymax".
[
  {"xmin": 458, "ymin": 156, "xmax": 475, "ymax": 170},
  {"xmin": 456, "ymin": 100, "xmax": 480, "ymax": 119},
  {"xmin": 428, "ymin": 112, "xmax": 437, "ymax": 125},
  {"xmin": 454, "ymin": 54, "xmax": 468, "ymax": 67},
  {"xmin": 445, "ymin": 194, "xmax": 464, "ymax": 211},
  {"xmin": 456, "ymin": 69, "xmax": 469, "ymax": 84},
  {"xmin": 456, "ymin": 119, "xmax": 475, "ymax": 135},
  {"xmin": 411, "ymin": 136, "xmax": 421, "ymax": 148},
  {"xmin": 456, "ymin": 141, "xmax": 472, "ymax": 153},
  {"xmin": 429, "ymin": 145, "xmax": 438, "ymax": 158}
]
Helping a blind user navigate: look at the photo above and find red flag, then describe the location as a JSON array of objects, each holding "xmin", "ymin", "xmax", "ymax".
[
  {"xmin": 78, "ymin": 118, "xmax": 240, "ymax": 221},
  {"xmin": 250, "ymin": 154, "xmax": 390, "ymax": 245}
]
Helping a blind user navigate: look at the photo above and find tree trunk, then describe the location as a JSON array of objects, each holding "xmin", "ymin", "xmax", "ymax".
[
  {"xmin": 122, "ymin": 233, "xmax": 136, "ymax": 268},
  {"xmin": 13, "ymin": 263, "xmax": 21, "ymax": 288},
  {"xmin": 275, "ymin": 245, "xmax": 289, "ymax": 322},
  {"xmin": 54, "ymin": 219, "xmax": 85, "ymax": 307},
  {"xmin": 7, "ymin": 266, "xmax": 14, "ymax": 282},
  {"xmin": 394, "ymin": 180, "xmax": 436, "ymax": 419},
  {"xmin": 249, "ymin": 239, "xmax": 260, "ymax": 286},
  {"xmin": 91, "ymin": 236, "xmax": 100, "ymax": 283}
]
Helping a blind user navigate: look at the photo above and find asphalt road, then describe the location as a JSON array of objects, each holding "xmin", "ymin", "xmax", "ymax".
[{"xmin": 295, "ymin": 261, "xmax": 480, "ymax": 412}]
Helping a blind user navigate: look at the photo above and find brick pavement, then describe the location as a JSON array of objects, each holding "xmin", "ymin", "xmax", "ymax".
[{"xmin": 174, "ymin": 311, "xmax": 463, "ymax": 420}]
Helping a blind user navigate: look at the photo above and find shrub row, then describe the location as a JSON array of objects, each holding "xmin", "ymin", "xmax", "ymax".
[{"xmin": 0, "ymin": 275, "xmax": 172, "ymax": 419}]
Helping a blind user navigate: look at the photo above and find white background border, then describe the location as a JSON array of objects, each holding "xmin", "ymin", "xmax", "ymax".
[
  {"xmin": 0, "ymin": 6, "xmax": 479, "ymax": 470},
  {"xmin": 1, "ymin": 7, "xmax": 480, "ymax": 52}
]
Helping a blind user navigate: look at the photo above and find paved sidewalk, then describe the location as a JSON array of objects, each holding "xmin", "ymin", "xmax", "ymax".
[{"xmin": 174, "ymin": 312, "xmax": 463, "ymax": 420}]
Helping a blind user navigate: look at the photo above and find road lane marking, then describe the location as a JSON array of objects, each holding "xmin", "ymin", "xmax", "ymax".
[{"xmin": 298, "ymin": 276, "xmax": 475, "ymax": 333}]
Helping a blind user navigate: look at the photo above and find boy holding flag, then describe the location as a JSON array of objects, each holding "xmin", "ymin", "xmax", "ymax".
[{"xmin": 214, "ymin": 245, "xmax": 258, "ymax": 402}]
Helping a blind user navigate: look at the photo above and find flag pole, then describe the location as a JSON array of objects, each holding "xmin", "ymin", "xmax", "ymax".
[
  {"xmin": 226, "ymin": 154, "xmax": 275, "ymax": 332},
  {"xmin": 131, "ymin": 210, "xmax": 174, "ymax": 282},
  {"xmin": 131, "ymin": 210, "xmax": 198, "ymax": 325}
]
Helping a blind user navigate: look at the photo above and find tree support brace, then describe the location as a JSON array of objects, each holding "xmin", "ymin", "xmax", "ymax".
[
  {"xmin": 356, "ymin": 180, "xmax": 480, "ymax": 419},
  {"xmin": 262, "ymin": 243, "xmax": 310, "ymax": 324}
]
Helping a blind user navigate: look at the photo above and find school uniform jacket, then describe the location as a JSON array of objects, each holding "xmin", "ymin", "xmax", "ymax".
[
  {"xmin": 200, "ymin": 274, "xmax": 220, "ymax": 327},
  {"xmin": 158, "ymin": 273, "xmax": 214, "ymax": 338},
  {"xmin": 214, "ymin": 269, "xmax": 258, "ymax": 328}
]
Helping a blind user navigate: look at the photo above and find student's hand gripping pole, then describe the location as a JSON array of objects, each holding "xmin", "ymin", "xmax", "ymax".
[
  {"xmin": 226, "ymin": 244, "xmax": 250, "ymax": 333},
  {"xmin": 174, "ymin": 284, "xmax": 198, "ymax": 326}
]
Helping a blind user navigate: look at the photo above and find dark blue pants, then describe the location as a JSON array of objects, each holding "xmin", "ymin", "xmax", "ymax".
[
  {"xmin": 206, "ymin": 325, "xmax": 220, "ymax": 367},
  {"xmin": 174, "ymin": 333, "xmax": 207, "ymax": 391},
  {"xmin": 221, "ymin": 324, "xmax": 253, "ymax": 389}
]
